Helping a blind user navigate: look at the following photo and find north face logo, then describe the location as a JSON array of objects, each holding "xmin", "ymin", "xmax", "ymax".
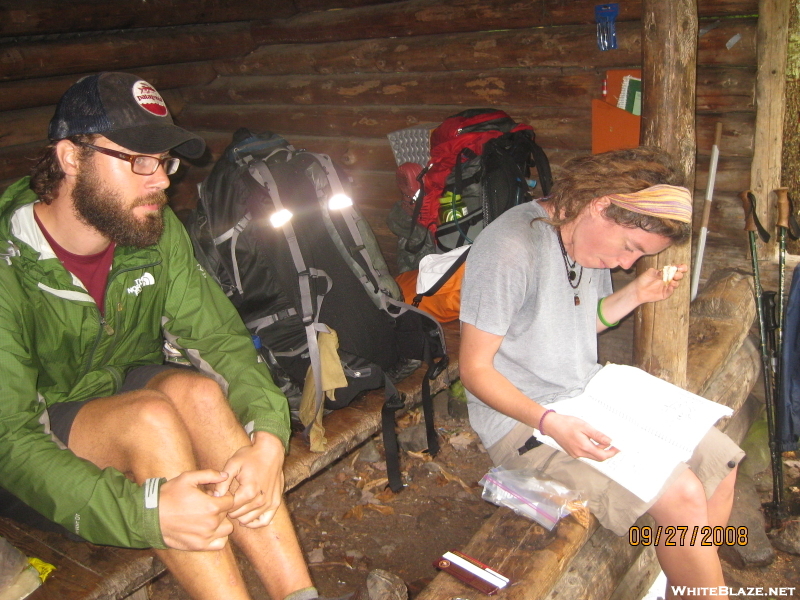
[{"xmin": 127, "ymin": 272, "xmax": 155, "ymax": 296}]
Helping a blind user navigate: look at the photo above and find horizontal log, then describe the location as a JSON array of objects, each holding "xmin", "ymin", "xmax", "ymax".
[
  {"xmin": 0, "ymin": 106, "xmax": 52, "ymax": 149},
  {"xmin": 0, "ymin": 23, "xmax": 254, "ymax": 82},
  {"xmin": 177, "ymin": 104, "xmax": 592, "ymax": 149},
  {"xmin": 295, "ymin": 0, "xmax": 399, "ymax": 10},
  {"xmin": 182, "ymin": 69, "xmax": 601, "ymax": 110},
  {"xmin": 223, "ymin": 22, "xmax": 642, "ymax": 77},
  {"xmin": 222, "ymin": 19, "xmax": 755, "ymax": 78},
  {"xmin": 0, "ymin": 62, "xmax": 218, "ymax": 113},
  {"xmin": 185, "ymin": 67, "xmax": 754, "ymax": 116},
  {"xmin": 696, "ymin": 67, "xmax": 756, "ymax": 113},
  {"xmin": 0, "ymin": 1, "xmax": 296, "ymax": 37},
  {"xmin": 253, "ymin": 0, "xmax": 758, "ymax": 44}
]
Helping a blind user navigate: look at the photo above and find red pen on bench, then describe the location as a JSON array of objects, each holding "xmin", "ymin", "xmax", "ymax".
[{"xmin": 433, "ymin": 550, "xmax": 510, "ymax": 595}]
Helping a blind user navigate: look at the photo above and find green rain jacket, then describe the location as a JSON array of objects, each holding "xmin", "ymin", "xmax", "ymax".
[{"xmin": 0, "ymin": 177, "xmax": 291, "ymax": 549}]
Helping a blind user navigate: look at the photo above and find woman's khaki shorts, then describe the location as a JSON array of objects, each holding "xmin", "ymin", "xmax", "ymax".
[{"xmin": 487, "ymin": 422, "xmax": 745, "ymax": 536}]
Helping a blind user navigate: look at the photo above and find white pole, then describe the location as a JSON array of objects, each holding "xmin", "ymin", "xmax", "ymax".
[{"xmin": 690, "ymin": 122, "xmax": 723, "ymax": 301}]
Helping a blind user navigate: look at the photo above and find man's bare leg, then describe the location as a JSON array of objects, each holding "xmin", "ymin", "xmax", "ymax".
[
  {"xmin": 146, "ymin": 370, "xmax": 313, "ymax": 600},
  {"xmin": 69, "ymin": 389, "xmax": 255, "ymax": 600}
]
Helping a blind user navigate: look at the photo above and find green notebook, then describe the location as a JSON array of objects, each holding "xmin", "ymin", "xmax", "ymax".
[{"xmin": 617, "ymin": 76, "xmax": 642, "ymax": 116}]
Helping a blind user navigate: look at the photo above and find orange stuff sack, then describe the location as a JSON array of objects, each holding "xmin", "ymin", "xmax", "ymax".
[{"xmin": 395, "ymin": 263, "xmax": 465, "ymax": 323}]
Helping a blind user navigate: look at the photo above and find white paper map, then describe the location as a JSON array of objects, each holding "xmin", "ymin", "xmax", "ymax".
[{"xmin": 536, "ymin": 364, "xmax": 733, "ymax": 502}]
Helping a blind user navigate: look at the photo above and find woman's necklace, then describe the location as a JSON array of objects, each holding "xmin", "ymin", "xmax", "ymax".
[{"xmin": 556, "ymin": 229, "xmax": 583, "ymax": 305}]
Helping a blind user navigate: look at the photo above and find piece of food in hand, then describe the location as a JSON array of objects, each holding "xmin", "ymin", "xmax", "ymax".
[{"xmin": 662, "ymin": 265, "xmax": 678, "ymax": 283}]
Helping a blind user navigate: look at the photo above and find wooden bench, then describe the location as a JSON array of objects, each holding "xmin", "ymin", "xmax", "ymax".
[
  {"xmin": 416, "ymin": 270, "xmax": 763, "ymax": 600},
  {"xmin": 0, "ymin": 322, "xmax": 462, "ymax": 600}
]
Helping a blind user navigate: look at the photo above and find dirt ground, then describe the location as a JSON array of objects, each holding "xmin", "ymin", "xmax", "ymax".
[{"xmin": 149, "ymin": 398, "xmax": 800, "ymax": 600}]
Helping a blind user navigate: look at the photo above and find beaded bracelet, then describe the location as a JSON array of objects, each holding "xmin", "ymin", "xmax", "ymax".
[
  {"xmin": 539, "ymin": 409, "xmax": 556, "ymax": 435},
  {"xmin": 597, "ymin": 297, "xmax": 620, "ymax": 328}
]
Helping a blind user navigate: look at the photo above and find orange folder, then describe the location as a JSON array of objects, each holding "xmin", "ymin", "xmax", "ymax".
[
  {"xmin": 592, "ymin": 69, "xmax": 642, "ymax": 154},
  {"xmin": 591, "ymin": 99, "xmax": 641, "ymax": 154}
]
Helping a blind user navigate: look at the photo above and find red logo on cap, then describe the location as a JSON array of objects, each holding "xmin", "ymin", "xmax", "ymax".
[{"xmin": 132, "ymin": 80, "xmax": 168, "ymax": 117}]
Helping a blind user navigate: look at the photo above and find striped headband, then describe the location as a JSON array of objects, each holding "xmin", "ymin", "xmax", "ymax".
[{"xmin": 603, "ymin": 184, "xmax": 693, "ymax": 224}]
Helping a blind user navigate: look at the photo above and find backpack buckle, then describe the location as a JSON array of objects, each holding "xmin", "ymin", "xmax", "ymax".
[{"xmin": 429, "ymin": 355, "xmax": 448, "ymax": 380}]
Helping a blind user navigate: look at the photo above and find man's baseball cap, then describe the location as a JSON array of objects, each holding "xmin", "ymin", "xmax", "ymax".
[{"xmin": 48, "ymin": 72, "xmax": 206, "ymax": 159}]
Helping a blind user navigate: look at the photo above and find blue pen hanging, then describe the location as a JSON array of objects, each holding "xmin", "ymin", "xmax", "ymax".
[{"xmin": 595, "ymin": 4, "xmax": 619, "ymax": 51}]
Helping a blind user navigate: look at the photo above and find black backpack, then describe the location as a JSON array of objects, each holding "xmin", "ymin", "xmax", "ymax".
[
  {"xmin": 185, "ymin": 128, "xmax": 447, "ymax": 491},
  {"xmin": 387, "ymin": 108, "xmax": 552, "ymax": 273}
]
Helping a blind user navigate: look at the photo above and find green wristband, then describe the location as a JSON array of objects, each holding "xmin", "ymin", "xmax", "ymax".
[{"xmin": 597, "ymin": 297, "xmax": 620, "ymax": 328}]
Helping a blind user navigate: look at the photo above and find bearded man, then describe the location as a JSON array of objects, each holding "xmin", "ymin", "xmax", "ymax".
[{"xmin": 0, "ymin": 72, "xmax": 403, "ymax": 600}]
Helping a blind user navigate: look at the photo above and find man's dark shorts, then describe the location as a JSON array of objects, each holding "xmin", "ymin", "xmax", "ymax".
[{"xmin": 48, "ymin": 364, "xmax": 189, "ymax": 445}]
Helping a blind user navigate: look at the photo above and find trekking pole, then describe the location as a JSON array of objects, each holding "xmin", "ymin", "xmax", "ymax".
[
  {"xmin": 690, "ymin": 122, "xmax": 723, "ymax": 301},
  {"xmin": 740, "ymin": 190, "xmax": 783, "ymax": 527},
  {"xmin": 773, "ymin": 187, "xmax": 800, "ymax": 522},
  {"xmin": 774, "ymin": 187, "xmax": 800, "ymax": 372},
  {"xmin": 775, "ymin": 188, "xmax": 790, "ymax": 395}
]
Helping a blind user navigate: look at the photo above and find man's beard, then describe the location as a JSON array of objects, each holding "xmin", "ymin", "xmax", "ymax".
[{"xmin": 72, "ymin": 162, "xmax": 168, "ymax": 248}]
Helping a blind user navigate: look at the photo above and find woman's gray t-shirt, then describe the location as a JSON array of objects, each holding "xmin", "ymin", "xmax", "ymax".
[{"xmin": 460, "ymin": 202, "xmax": 613, "ymax": 448}]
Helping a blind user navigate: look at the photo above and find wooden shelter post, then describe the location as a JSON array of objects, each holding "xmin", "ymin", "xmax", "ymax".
[
  {"xmin": 633, "ymin": 0, "xmax": 698, "ymax": 387},
  {"xmin": 754, "ymin": 0, "xmax": 790, "ymax": 260}
]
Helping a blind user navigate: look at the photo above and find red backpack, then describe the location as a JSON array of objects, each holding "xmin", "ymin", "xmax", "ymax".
[{"xmin": 391, "ymin": 108, "xmax": 552, "ymax": 270}]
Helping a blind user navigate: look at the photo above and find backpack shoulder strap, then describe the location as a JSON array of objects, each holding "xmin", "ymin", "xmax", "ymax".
[
  {"xmin": 248, "ymin": 159, "xmax": 332, "ymax": 432},
  {"xmin": 314, "ymin": 153, "xmax": 388, "ymax": 295}
]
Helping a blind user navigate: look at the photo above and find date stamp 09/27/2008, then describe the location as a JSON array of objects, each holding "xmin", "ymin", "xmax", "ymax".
[{"xmin": 629, "ymin": 525, "xmax": 748, "ymax": 546}]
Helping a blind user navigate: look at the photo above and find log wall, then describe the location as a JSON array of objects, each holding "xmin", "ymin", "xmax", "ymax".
[{"xmin": 0, "ymin": 0, "xmax": 767, "ymax": 286}]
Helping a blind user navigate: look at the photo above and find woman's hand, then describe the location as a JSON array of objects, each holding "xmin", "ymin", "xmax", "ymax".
[
  {"xmin": 543, "ymin": 413, "xmax": 620, "ymax": 462},
  {"xmin": 633, "ymin": 264, "xmax": 688, "ymax": 304},
  {"xmin": 596, "ymin": 264, "xmax": 688, "ymax": 332}
]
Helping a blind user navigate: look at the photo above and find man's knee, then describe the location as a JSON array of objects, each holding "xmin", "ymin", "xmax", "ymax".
[
  {"xmin": 149, "ymin": 370, "xmax": 228, "ymax": 412},
  {"xmin": 129, "ymin": 391, "xmax": 189, "ymax": 434}
]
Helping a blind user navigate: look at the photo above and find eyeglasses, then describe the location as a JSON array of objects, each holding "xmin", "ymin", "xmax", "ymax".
[{"xmin": 76, "ymin": 141, "xmax": 180, "ymax": 176}]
